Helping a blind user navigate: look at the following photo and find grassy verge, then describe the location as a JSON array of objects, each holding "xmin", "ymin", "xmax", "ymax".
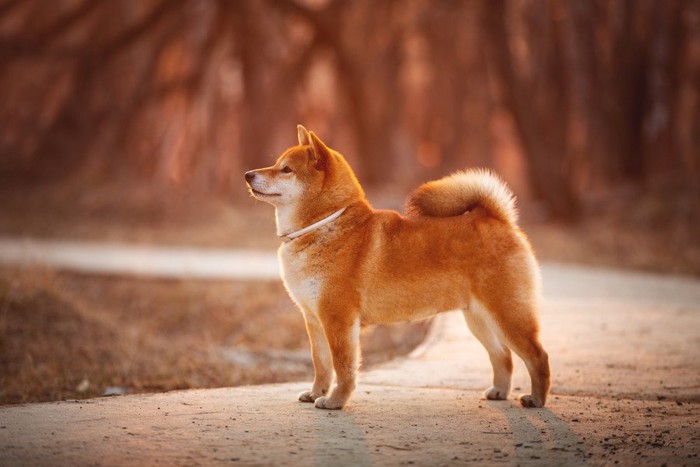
[{"xmin": 0, "ymin": 267, "xmax": 428, "ymax": 405}]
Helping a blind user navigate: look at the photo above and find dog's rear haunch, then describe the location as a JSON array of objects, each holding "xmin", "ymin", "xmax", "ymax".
[{"xmin": 245, "ymin": 125, "xmax": 550, "ymax": 410}]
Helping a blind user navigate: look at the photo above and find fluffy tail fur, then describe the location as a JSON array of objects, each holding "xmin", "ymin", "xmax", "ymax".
[{"xmin": 405, "ymin": 169, "xmax": 518, "ymax": 224}]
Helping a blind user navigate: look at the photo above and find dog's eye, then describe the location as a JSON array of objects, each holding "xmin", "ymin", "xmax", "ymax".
[{"xmin": 281, "ymin": 166, "xmax": 292, "ymax": 174}]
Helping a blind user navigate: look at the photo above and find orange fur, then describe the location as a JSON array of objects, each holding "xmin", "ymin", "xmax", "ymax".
[
  {"xmin": 405, "ymin": 169, "xmax": 518, "ymax": 224},
  {"xmin": 245, "ymin": 126, "xmax": 550, "ymax": 410}
]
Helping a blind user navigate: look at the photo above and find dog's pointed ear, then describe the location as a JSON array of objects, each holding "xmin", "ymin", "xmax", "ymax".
[
  {"xmin": 308, "ymin": 131, "xmax": 331, "ymax": 169},
  {"xmin": 297, "ymin": 125, "xmax": 310, "ymax": 146}
]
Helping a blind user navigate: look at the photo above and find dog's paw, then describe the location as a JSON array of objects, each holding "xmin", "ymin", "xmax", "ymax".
[
  {"xmin": 298, "ymin": 390, "xmax": 325, "ymax": 403},
  {"xmin": 484, "ymin": 386, "xmax": 509, "ymax": 400},
  {"xmin": 518, "ymin": 394, "xmax": 545, "ymax": 408},
  {"xmin": 314, "ymin": 396, "xmax": 345, "ymax": 410}
]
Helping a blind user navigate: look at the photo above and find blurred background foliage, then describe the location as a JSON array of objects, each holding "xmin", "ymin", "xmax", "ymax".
[{"xmin": 0, "ymin": 0, "xmax": 698, "ymax": 224}]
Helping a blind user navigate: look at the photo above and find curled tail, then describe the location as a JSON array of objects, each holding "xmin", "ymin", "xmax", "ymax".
[{"xmin": 405, "ymin": 169, "xmax": 518, "ymax": 224}]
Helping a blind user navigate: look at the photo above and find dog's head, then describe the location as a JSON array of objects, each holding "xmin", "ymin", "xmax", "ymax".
[{"xmin": 245, "ymin": 125, "xmax": 363, "ymax": 209}]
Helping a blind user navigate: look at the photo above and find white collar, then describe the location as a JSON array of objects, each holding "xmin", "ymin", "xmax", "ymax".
[{"xmin": 279, "ymin": 207, "xmax": 347, "ymax": 241}]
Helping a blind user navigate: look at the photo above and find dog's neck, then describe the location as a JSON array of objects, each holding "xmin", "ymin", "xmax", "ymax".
[{"xmin": 275, "ymin": 206, "xmax": 347, "ymax": 242}]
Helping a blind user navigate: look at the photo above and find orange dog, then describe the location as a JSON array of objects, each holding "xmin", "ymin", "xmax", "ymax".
[{"xmin": 245, "ymin": 125, "xmax": 550, "ymax": 410}]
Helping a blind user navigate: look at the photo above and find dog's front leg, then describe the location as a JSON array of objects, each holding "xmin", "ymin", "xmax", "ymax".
[
  {"xmin": 314, "ymin": 314, "xmax": 360, "ymax": 410},
  {"xmin": 298, "ymin": 312, "xmax": 333, "ymax": 403}
]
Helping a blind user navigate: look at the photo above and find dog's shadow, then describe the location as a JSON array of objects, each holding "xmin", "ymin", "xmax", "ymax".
[
  {"xmin": 302, "ymin": 396, "xmax": 587, "ymax": 466},
  {"xmin": 487, "ymin": 400, "xmax": 589, "ymax": 465},
  {"xmin": 308, "ymin": 405, "xmax": 373, "ymax": 467}
]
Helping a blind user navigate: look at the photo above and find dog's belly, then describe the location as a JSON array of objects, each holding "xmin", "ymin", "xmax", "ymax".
[
  {"xmin": 361, "ymin": 303, "xmax": 447, "ymax": 325},
  {"xmin": 359, "ymin": 273, "xmax": 470, "ymax": 324},
  {"xmin": 280, "ymin": 243, "xmax": 471, "ymax": 324}
]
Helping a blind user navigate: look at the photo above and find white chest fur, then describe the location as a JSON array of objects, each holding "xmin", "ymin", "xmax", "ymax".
[{"xmin": 278, "ymin": 245, "xmax": 322, "ymax": 315}]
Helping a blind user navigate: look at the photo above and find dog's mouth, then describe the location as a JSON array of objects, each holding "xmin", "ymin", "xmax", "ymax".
[{"xmin": 249, "ymin": 187, "xmax": 281, "ymax": 197}]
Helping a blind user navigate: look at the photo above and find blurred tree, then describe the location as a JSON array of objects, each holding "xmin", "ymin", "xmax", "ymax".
[
  {"xmin": 0, "ymin": 0, "xmax": 698, "ymax": 223},
  {"xmin": 480, "ymin": 0, "xmax": 699, "ymax": 221},
  {"xmin": 481, "ymin": 0, "xmax": 580, "ymax": 219}
]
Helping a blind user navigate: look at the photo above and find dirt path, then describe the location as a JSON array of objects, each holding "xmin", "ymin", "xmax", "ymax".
[
  {"xmin": 0, "ymin": 237, "xmax": 279, "ymax": 279},
  {"xmin": 1, "ymin": 240, "xmax": 699, "ymax": 465},
  {"xmin": 2, "ymin": 384, "xmax": 697, "ymax": 466}
]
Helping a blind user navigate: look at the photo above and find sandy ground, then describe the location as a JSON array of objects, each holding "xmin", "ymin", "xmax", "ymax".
[
  {"xmin": 1, "ymin": 250, "xmax": 699, "ymax": 465},
  {"xmin": 1, "ymin": 384, "xmax": 698, "ymax": 466}
]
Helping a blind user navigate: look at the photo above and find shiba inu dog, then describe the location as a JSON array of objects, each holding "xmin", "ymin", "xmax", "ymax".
[{"xmin": 245, "ymin": 125, "xmax": 550, "ymax": 410}]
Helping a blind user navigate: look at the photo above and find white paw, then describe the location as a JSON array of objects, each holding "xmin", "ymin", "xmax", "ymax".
[
  {"xmin": 484, "ymin": 386, "xmax": 509, "ymax": 400},
  {"xmin": 298, "ymin": 390, "xmax": 325, "ymax": 403},
  {"xmin": 314, "ymin": 396, "xmax": 344, "ymax": 410},
  {"xmin": 518, "ymin": 394, "xmax": 544, "ymax": 408}
]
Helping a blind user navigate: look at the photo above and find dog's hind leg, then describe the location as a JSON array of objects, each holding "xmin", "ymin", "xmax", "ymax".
[
  {"xmin": 463, "ymin": 306, "xmax": 513, "ymax": 401},
  {"xmin": 477, "ymin": 297, "xmax": 550, "ymax": 408},
  {"xmin": 507, "ymin": 329, "xmax": 550, "ymax": 408},
  {"xmin": 298, "ymin": 312, "xmax": 333, "ymax": 403}
]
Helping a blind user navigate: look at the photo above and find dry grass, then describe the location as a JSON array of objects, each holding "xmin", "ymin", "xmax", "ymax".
[{"xmin": 0, "ymin": 267, "xmax": 428, "ymax": 405}]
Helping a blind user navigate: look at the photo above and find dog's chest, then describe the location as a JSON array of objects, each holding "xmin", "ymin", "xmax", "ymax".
[{"xmin": 278, "ymin": 245, "xmax": 323, "ymax": 313}]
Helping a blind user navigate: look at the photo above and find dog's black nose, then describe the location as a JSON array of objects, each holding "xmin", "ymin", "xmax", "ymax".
[{"xmin": 245, "ymin": 171, "xmax": 256, "ymax": 183}]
